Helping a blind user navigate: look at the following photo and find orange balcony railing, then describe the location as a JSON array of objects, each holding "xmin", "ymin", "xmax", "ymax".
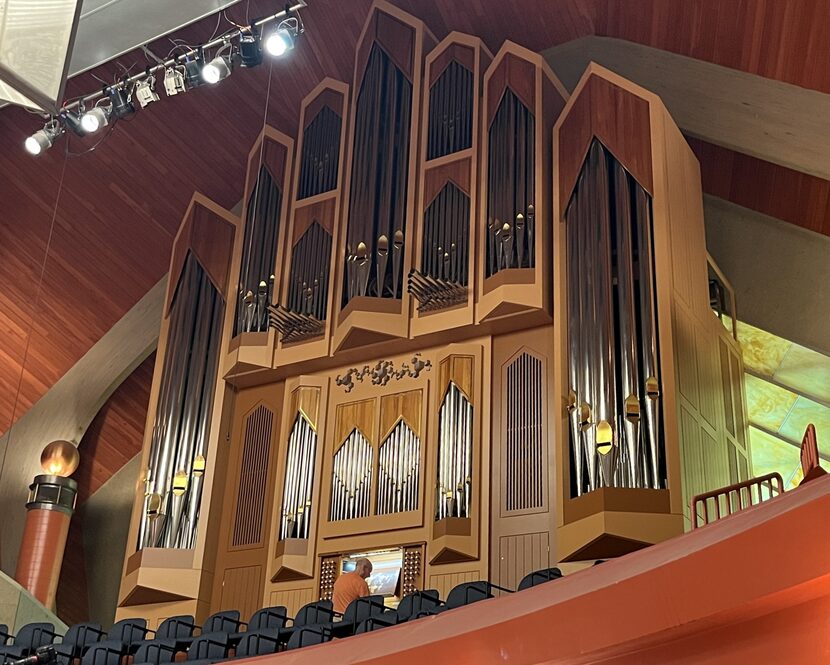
[{"xmin": 690, "ymin": 472, "xmax": 784, "ymax": 529}]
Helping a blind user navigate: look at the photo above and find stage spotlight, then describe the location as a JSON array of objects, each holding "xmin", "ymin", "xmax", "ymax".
[
  {"xmin": 134, "ymin": 76, "xmax": 160, "ymax": 108},
  {"xmin": 24, "ymin": 121, "xmax": 62, "ymax": 155},
  {"xmin": 202, "ymin": 55, "xmax": 232, "ymax": 84},
  {"xmin": 239, "ymin": 29, "xmax": 263, "ymax": 68},
  {"xmin": 109, "ymin": 86, "xmax": 135, "ymax": 119},
  {"xmin": 81, "ymin": 105, "xmax": 109, "ymax": 133},
  {"xmin": 265, "ymin": 27, "xmax": 294, "ymax": 57},
  {"xmin": 184, "ymin": 53, "xmax": 207, "ymax": 89},
  {"xmin": 62, "ymin": 109, "xmax": 86, "ymax": 136},
  {"xmin": 164, "ymin": 65, "xmax": 186, "ymax": 96}
]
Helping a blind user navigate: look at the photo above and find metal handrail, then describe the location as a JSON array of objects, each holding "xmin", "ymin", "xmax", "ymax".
[{"xmin": 690, "ymin": 472, "xmax": 784, "ymax": 529}]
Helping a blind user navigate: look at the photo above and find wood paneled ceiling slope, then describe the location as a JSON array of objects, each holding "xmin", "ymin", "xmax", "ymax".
[{"xmin": 0, "ymin": 0, "xmax": 827, "ymax": 437}]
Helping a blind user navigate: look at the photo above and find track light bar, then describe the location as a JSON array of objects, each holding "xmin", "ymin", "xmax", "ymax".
[
  {"xmin": 60, "ymin": 3, "xmax": 304, "ymax": 115},
  {"xmin": 23, "ymin": 2, "xmax": 306, "ymax": 154}
]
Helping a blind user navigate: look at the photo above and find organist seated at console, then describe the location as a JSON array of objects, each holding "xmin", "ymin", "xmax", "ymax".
[{"xmin": 333, "ymin": 558, "xmax": 373, "ymax": 614}]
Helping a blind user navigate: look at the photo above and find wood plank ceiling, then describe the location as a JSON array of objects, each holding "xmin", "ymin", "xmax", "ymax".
[{"xmin": 0, "ymin": 0, "xmax": 826, "ymax": 438}]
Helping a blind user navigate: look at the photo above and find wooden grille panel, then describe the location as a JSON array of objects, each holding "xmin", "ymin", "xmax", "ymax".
[
  {"xmin": 231, "ymin": 405, "xmax": 274, "ymax": 547},
  {"xmin": 505, "ymin": 353, "xmax": 544, "ymax": 511}
]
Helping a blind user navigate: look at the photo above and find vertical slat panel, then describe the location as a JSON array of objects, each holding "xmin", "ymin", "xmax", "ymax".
[
  {"xmin": 426, "ymin": 60, "xmax": 474, "ymax": 160},
  {"xmin": 231, "ymin": 405, "xmax": 273, "ymax": 547},
  {"xmin": 298, "ymin": 106, "xmax": 342, "ymax": 199},
  {"xmin": 504, "ymin": 353, "xmax": 544, "ymax": 512}
]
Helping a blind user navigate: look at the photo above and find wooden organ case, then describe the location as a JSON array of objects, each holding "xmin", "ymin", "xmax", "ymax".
[{"xmin": 117, "ymin": 2, "xmax": 748, "ymax": 625}]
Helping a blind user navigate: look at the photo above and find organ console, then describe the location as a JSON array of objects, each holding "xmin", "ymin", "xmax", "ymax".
[{"xmin": 115, "ymin": 0, "xmax": 749, "ymax": 627}]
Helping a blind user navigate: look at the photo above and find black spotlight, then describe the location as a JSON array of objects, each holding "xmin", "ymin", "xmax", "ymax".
[
  {"xmin": 183, "ymin": 51, "xmax": 207, "ymax": 89},
  {"xmin": 239, "ymin": 27, "xmax": 263, "ymax": 68},
  {"xmin": 109, "ymin": 86, "xmax": 135, "ymax": 119},
  {"xmin": 61, "ymin": 109, "xmax": 87, "ymax": 136}
]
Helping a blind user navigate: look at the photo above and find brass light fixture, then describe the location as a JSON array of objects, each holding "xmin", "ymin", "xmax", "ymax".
[{"xmin": 40, "ymin": 441, "xmax": 80, "ymax": 477}]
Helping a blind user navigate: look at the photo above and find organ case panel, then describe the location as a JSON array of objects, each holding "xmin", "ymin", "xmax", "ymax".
[
  {"xmin": 118, "ymin": 194, "xmax": 238, "ymax": 618},
  {"xmin": 209, "ymin": 382, "xmax": 283, "ymax": 621},
  {"xmin": 225, "ymin": 127, "xmax": 294, "ymax": 377},
  {"xmin": 476, "ymin": 42, "xmax": 568, "ymax": 325},
  {"xmin": 322, "ymin": 388, "xmax": 426, "ymax": 540},
  {"xmin": 267, "ymin": 377, "xmax": 329, "ymax": 583},
  {"xmin": 410, "ymin": 34, "xmax": 492, "ymax": 337},
  {"xmin": 489, "ymin": 329, "xmax": 555, "ymax": 589},
  {"xmin": 553, "ymin": 64, "xmax": 743, "ymax": 561},
  {"xmin": 332, "ymin": 1, "xmax": 436, "ymax": 352},
  {"xmin": 429, "ymin": 344, "xmax": 487, "ymax": 566},
  {"xmin": 274, "ymin": 80, "xmax": 349, "ymax": 367}
]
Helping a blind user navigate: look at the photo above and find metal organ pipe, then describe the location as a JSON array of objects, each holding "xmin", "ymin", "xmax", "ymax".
[
  {"xmin": 635, "ymin": 186, "xmax": 663, "ymax": 489},
  {"xmin": 613, "ymin": 162, "xmax": 643, "ymax": 488},
  {"xmin": 139, "ymin": 256, "xmax": 223, "ymax": 549},
  {"xmin": 330, "ymin": 431, "xmax": 373, "ymax": 521},
  {"xmin": 436, "ymin": 383, "xmax": 473, "ymax": 520},
  {"xmin": 565, "ymin": 139, "xmax": 664, "ymax": 494},
  {"xmin": 280, "ymin": 416, "xmax": 317, "ymax": 539}
]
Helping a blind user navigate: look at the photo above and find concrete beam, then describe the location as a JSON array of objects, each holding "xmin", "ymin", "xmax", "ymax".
[
  {"xmin": 703, "ymin": 195, "xmax": 830, "ymax": 356},
  {"xmin": 543, "ymin": 36, "xmax": 830, "ymax": 181},
  {"xmin": 0, "ymin": 277, "xmax": 166, "ymax": 575}
]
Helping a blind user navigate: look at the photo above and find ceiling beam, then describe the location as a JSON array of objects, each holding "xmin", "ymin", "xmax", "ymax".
[
  {"xmin": 703, "ymin": 195, "xmax": 830, "ymax": 357},
  {"xmin": 543, "ymin": 36, "xmax": 830, "ymax": 181},
  {"xmin": 0, "ymin": 277, "xmax": 165, "ymax": 575}
]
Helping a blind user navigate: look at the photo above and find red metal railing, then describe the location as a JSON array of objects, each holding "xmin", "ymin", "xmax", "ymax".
[{"xmin": 690, "ymin": 472, "xmax": 785, "ymax": 529}]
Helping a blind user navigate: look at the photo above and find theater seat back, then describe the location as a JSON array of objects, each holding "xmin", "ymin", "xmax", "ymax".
[
  {"xmin": 14, "ymin": 623, "xmax": 54, "ymax": 651},
  {"xmin": 294, "ymin": 600, "xmax": 332, "ymax": 627},
  {"xmin": 247, "ymin": 606, "xmax": 288, "ymax": 632},
  {"xmin": 518, "ymin": 567, "xmax": 562, "ymax": 591},
  {"xmin": 444, "ymin": 582, "xmax": 492, "ymax": 610},
  {"xmin": 108, "ymin": 619, "xmax": 147, "ymax": 646},
  {"xmin": 155, "ymin": 615, "xmax": 194, "ymax": 640}
]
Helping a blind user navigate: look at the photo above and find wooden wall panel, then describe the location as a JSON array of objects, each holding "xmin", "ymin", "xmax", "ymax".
[
  {"xmin": 219, "ymin": 565, "xmax": 263, "ymax": 618},
  {"xmin": 269, "ymin": 587, "xmax": 315, "ymax": 617},
  {"xmin": 427, "ymin": 569, "xmax": 479, "ymax": 599},
  {"xmin": 496, "ymin": 532, "xmax": 550, "ymax": 592}
]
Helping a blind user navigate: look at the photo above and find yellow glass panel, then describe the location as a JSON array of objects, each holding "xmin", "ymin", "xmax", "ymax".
[
  {"xmin": 745, "ymin": 374, "xmax": 798, "ymax": 433},
  {"xmin": 748, "ymin": 427, "xmax": 801, "ymax": 489},
  {"xmin": 778, "ymin": 396, "xmax": 830, "ymax": 444},
  {"xmin": 736, "ymin": 320, "xmax": 792, "ymax": 377},
  {"xmin": 774, "ymin": 344, "xmax": 830, "ymax": 404}
]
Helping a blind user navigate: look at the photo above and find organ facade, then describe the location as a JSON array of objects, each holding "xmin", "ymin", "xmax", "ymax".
[{"xmin": 115, "ymin": 1, "xmax": 748, "ymax": 625}]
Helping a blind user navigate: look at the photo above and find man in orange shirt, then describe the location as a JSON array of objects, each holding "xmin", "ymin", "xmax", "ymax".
[{"xmin": 333, "ymin": 558, "xmax": 373, "ymax": 614}]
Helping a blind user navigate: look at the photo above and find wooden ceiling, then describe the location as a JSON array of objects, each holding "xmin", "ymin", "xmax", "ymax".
[{"xmin": 0, "ymin": 0, "xmax": 827, "ymax": 436}]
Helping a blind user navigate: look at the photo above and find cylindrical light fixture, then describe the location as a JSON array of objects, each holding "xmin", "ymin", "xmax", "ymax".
[{"xmin": 81, "ymin": 106, "xmax": 110, "ymax": 133}]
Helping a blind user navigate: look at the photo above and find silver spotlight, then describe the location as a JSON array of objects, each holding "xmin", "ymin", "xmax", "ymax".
[
  {"xmin": 25, "ymin": 120, "xmax": 62, "ymax": 155},
  {"xmin": 134, "ymin": 76, "xmax": 160, "ymax": 108},
  {"xmin": 202, "ymin": 55, "xmax": 232, "ymax": 84},
  {"xmin": 81, "ymin": 105, "xmax": 110, "ymax": 133},
  {"xmin": 164, "ymin": 66, "xmax": 186, "ymax": 96}
]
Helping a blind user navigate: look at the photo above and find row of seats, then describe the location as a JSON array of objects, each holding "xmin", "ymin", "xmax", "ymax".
[{"xmin": 0, "ymin": 565, "xmax": 568, "ymax": 665}]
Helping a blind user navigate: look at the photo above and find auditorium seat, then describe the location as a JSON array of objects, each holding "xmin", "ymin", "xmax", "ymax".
[
  {"xmin": 130, "ymin": 615, "xmax": 196, "ymax": 658},
  {"xmin": 233, "ymin": 630, "xmax": 281, "ymax": 659},
  {"xmin": 107, "ymin": 618, "xmax": 149, "ymax": 651},
  {"xmin": 80, "ymin": 640, "xmax": 127, "ymax": 665},
  {"xmin": 52, "ymin": 622, "xmax": 105, "ymax": 665},
  {"xmin": 518, "ymin": 567, "xmax": 563, "ymax": 591},
  {"xmin": 328, "ymin": 594, "xmax": 386, "ymax": 638},
  {"xmin": 226, "ymin": 606, "xmax": 288, "ymax": 646},
  {"xmin": 355, "ymin": 590, "xmax": 441, "ymax": 633},
  {"xmin": 0, "ymin": 627, "xmax": 8, "ymax": 647},
  {"xmin": 285, "ymin": 625, "xmax": 331, "ymax": 650},
  {"xmin": 0, "ymin": 622, "xmax": 55, "ymax": 662},
  {"xmin": 414, "ymin": 581, "xmax": 494, "ymax": 618}
]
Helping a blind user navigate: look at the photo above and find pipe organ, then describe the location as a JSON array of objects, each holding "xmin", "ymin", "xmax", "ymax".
[{"xmin": 117, "ymin": 2, "xmax": 749, "ymax": 626}]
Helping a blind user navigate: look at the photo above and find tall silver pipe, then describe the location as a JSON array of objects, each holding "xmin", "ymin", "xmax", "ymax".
[
  {"xmin": 591, "ymin": 143, "xmax": 618, "ymax": 487},
  {"xmin": 613, "ymin": 163, "xmax": 643, "ymax": 488},
  {"xmin": 566, "ymin": 175, "xmax": 585, "ymax": 496},
  {"xmin": 635, "ymin": 186, "xmax": 662, "ymax": 488}
]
